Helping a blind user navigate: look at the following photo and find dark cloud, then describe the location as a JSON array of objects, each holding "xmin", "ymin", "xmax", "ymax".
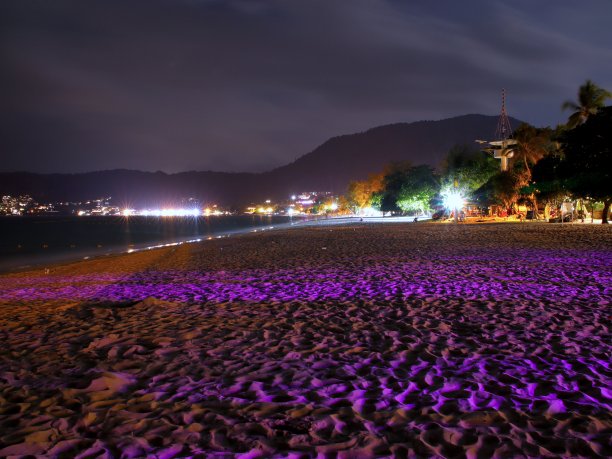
[{"xmin": 1, "ymin": 0, "xmax": 611, "ymax": 173}]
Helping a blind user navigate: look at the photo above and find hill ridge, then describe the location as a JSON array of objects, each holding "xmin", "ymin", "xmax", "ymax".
[{"xmin": 1, "ymin": 114, "xmax": 524, "ymax": 205}]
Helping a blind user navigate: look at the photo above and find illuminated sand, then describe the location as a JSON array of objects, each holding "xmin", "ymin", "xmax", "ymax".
[{"xmin": 0, "ymin": 223, "xmax": 610, "ymax": 457}]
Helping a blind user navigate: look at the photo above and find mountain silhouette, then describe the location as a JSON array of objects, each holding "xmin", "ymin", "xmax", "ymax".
[{"xmin": 1, "ymin": 114, "xmax": 523, "ymax": 206}]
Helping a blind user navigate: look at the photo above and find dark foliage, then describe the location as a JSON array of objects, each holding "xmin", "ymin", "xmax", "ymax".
[{"xmin": 559, "ymin": 106, "xmax": 612, "ymax": 222}]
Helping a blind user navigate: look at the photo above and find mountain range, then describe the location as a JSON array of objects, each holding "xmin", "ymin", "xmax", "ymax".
[{"xmin": 1, "ymin": 114, "xmax": 522, "ymax": 207}]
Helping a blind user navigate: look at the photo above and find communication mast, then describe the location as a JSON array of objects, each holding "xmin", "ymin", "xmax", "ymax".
[
  {"xmin": 476, "ymin": 89, "xmax": 517, "ymax": 171},
  {"xmin": 495, "ymin": 89, "xmax": 513, "ymax": 141}
]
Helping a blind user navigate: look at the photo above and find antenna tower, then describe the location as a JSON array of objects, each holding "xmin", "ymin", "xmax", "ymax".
[
  {"xmin": 494, "ymin": 89, "xmax": 513, "ymax": 140},
  {"xmin": 476, "ymin": 89, "xmax": 517, "ymax": 171}
]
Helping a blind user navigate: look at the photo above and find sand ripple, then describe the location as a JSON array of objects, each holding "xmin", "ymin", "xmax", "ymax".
[{"xmin": 0, "ymin": 223, "xmax": 610, "ymax": 457}]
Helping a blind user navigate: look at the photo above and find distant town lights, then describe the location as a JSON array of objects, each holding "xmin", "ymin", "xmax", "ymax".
[{"xmin": 123, "ymin": 208, "xmax": 201, "ymax": 217}]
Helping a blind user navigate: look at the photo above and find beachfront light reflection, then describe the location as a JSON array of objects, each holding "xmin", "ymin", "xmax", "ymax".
[{"xmin": 130, "ymin": 208, "xmax": 202, "ymax": 217}]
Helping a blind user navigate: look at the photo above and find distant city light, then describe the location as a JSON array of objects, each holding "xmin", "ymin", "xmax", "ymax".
[{"xmin": 122, "ymin": 208, "xmax": 201, "ymax": 217}]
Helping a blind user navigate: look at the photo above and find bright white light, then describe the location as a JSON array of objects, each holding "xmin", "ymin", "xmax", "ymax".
[
  {"xmin": 362, "ymin": 206, "xmax": 383, "ymax": 217},
  {"xmin": 442, "ymin": 189, "xmax": 465, "ymax": 210},
  {"xmin": 133, "ymin": 208, "xmax": 202, "ymax": 217},
  {"xmin": 330, "ymin": 203, "xmax": 338, "ymax": 211}
]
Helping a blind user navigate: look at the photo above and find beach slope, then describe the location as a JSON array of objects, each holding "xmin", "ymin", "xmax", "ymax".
[{"xmin": 0, "ymin": 223, "xmax": 610, "ymax": 457}]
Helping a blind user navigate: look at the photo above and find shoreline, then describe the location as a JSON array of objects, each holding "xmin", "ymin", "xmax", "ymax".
[
  {"xmin": 2, "ymin": 213, "xmax": 605, "ymax": 275},
  {"xmin": 0, "ymin": 215, "xmax": 420, "ymax": 275},
  {"xmin": 0, "ymin": 216, "xmax": 605, "ymax": 277}
]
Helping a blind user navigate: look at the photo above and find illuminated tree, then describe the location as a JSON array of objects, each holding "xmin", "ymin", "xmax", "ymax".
[
  {"xmin": 512, "ymin": 124, "xmax": 557, "ymax": 217},
  {"xmin": 486, "ymin": 171, "xmax": 522, "ymax": 214},
  {"xmin": 441, "ymin": 145, "xmax": 498, "ymax": 193},
  {"xmin": 512, "ymin": 124, "xmax": 555, "ymax": 176},
  {"xmin": 346, "ymin": 172, "xmax": 385, "ymax": 212},
  {"xmin": 395, "ymin": 166, "xmax": 438, "ymax": 215},
  {"xmin": 379, "ymin": 161, "xmax": 413, "ymax": 213},
  {"xmin": 370, "ymin": 191, "xmax": 383, "ymax": 211}
]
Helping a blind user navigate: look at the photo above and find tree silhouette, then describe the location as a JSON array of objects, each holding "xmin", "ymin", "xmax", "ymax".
[
  {"xmin": 562, "ymin": 80, "xmax": 611, "ymax": 128},
  {"xmin": 560, "ymin": 106, "xmax": 612, "ymax": 223},
  {"xmin": 512, "ymin": 124, "xmax": 555, "ymax": 177}
]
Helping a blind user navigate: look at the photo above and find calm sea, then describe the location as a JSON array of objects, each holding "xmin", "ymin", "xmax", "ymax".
[{"xmin": 0, "ymin": 215, "xmax": 305, "ymax": 272}]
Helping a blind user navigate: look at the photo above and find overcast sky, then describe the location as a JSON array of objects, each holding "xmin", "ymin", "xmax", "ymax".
[{"xmin": 2, "ymin": 0, "xmax": 611, "ymax": 173}]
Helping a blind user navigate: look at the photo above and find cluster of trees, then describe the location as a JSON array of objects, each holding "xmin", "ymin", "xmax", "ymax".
[{"xmin": 346, "ymin": 80, "xmax": 611, "ymax": 223}]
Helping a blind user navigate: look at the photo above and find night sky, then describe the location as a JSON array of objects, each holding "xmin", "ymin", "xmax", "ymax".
[{"xmin": 2, "ymin": 0, "xmax": 611, "ymax": 174}]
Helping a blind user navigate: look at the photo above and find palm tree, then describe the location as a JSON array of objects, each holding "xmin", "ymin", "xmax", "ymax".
[
  {"xmin": 513, "ymin": 124, "xmax": 554, "ymax": 176},
  {"xmin": 562, "ymin": 80, "xmax": 611, "ymax": 128},
  {"xmin": 512, "ymin": 124, "xmax": 556, "ymax": 219}
]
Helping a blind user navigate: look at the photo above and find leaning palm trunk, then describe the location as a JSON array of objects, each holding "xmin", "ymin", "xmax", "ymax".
[
  {"xmin": 602, "ymin": 199, "xmax": 611, "ymax": 224},
  {"xmin": 530, "ymin": 194, "xmax": 540, "ymax": 220}
]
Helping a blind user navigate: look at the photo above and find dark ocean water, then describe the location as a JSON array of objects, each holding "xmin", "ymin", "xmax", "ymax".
[{"xmin": 0, "ymin": 215, "xmax": 304, "ymax": 272}]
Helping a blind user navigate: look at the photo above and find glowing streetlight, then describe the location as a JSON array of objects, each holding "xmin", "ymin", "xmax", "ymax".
[{"xmin": 442, "ymin": 189, "xmax": 464, "ymax": 223}]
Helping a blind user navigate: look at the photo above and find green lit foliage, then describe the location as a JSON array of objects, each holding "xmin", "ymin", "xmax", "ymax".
[
  {"xmin": 441, "ymin": 145, "xmax": 498, "ymax": 194},
  {"xmin": 379, "ymin": 161, "xmax": 413, "ymax": 213},
  {"xmin": 395, "ymin": 166, "xmax": 439, "ymax": 215},
  {"xmin": 370, "ymin": 191, "xmax": 383, "ymax": 211}
]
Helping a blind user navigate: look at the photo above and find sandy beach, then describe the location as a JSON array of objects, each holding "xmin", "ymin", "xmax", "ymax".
[{"xmin": 0, "ymin": 222, "xmax": 610, "ymax": 458}]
